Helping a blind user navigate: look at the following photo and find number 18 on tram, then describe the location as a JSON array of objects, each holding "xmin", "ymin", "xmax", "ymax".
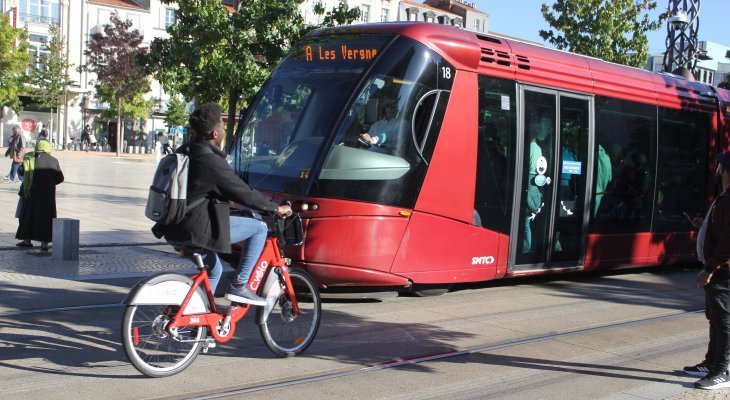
[{"xmin": 227, "ymin": 23, "xmax": 730, "ymax": 294}]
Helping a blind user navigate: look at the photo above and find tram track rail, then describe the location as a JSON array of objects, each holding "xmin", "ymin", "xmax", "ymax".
[
  {"xmin": 0, "ymin": 300, "xmax": 704, "ymax": 399},
  {"xmin": 0, "ymin": 303, "xmax": 123, "ymax": 317},
  {"xmin": 177, "ymin": 309, "xmax": 705, "ymax": 400}
]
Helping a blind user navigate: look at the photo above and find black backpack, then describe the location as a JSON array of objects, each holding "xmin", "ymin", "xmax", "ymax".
[{"xmin": 145, "ymin": 153, "xmax": 204, "ymax": 225}]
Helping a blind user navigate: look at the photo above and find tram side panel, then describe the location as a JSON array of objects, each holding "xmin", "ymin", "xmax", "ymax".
[{"xmin": 391, "ymin": 70, "xmax": 504, "ymax": 283}]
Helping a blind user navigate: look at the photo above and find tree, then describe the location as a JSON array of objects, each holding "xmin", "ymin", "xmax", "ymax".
[
  {"xmin": 30, "ymin": 23, "xmax": 74, "ymax": 144},
  {"xmin": 141, "ymin": 0, "xmax": 305, "ymax": 143},
  {"xmin": 0, "ymin": 14, "xmax": 30, "ymax": 116},
  {"xmin": 314, "ymin": 1, "xmax": 361, "ymax": 28},
  {"xmin": 539, "ymin": 0, "xmax": 664, "ymax": 68},
  {"xmin": 81, "ymin": 13, "xmax": 150, "ymax": 157},
  {"xmin": 164, "ymin": 96, "xmax": 189, "ymax": 129}
]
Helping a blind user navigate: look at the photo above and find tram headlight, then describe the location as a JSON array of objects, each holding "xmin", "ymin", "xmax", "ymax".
[{"xmin": 294, "ymin": 201, "xmax": 318, "ymax": 212}]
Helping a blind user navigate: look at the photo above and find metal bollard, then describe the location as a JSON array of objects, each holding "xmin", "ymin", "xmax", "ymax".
[{"xmin": 52, "ymin": 218, "xmax": 80, "ymax": 260}]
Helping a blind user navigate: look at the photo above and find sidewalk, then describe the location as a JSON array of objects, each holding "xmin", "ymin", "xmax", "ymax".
[
  {"xmin": 0, "ymin": 244, "xmax": 196, "ymax": 282},
  {"xmin": 0, "ymin": 150, "xmax": 194, "ymax": 282}
]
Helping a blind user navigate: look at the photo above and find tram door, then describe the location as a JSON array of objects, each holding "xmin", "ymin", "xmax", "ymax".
[{"xmin": 511, "ymin": 87, "xmax": 593, "ymax": 269}]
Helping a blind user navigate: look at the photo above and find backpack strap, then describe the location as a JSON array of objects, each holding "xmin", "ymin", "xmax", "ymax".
[{"xmin": 187, "ymin": 196, "xmax": 207, "ymax": 210}]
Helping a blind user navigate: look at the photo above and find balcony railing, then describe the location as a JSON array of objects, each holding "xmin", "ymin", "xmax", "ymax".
[{"xmin": 19, "ymin": 13, "xmax": 59, "ymax": 25}]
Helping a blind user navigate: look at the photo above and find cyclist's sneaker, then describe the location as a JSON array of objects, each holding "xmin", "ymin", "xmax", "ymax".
[
  {"xmin": 225, "ymin": 282, "xmax": 266, "ymax": 306},
  {"xmin": 695, "ymin": 370, "xmax": 730, "ymax": 390},
  {"xmin": 684, "ymin": 362, "xmax": 711, "ymax": 377}
]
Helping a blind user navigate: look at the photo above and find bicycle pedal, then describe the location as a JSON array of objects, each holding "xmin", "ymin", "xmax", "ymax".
[{"xmin": 202, "ymin": 339, "xmax": 217, "ymax": 353}]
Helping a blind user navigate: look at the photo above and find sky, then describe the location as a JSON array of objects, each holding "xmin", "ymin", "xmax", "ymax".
[{"xmin": 472, "ymin": 0, "xmax": 728, "ymax": 55}]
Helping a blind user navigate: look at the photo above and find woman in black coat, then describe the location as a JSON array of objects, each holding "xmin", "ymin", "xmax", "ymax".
[{"xmin": 16, "ymin": 133, "xmax": 64, "ymax": 251}]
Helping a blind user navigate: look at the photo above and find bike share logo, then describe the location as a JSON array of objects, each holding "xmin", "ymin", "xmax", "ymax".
[
  {"xmin": 249, "ymin": 261, "xmax": 269, "ymax": 291},
  {"xmin": 471, "ymin": 256, "xmax": 495, "ymax": 265}
]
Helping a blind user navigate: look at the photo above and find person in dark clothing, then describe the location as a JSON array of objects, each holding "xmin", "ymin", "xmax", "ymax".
[
  {"xmin": 152, "ymin": 103, "xmax": 291, "ymax": 305},
  {"xmin": 15, "ymin": 130, "xmax": 64, "ymax": 251},
  {"xmin": 684, "ymin": 152, "xmax": 730, "ymax": 390}
]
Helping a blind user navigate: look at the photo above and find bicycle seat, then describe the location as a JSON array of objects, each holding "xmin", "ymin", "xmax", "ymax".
[{"xmin": 173, "ymin": 245, "xmax": 204, "ymax": 257}]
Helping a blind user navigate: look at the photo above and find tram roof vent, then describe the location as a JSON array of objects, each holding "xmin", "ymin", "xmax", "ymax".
[
  {"xmin": 476, "ymin": 34, "xmax": 502, "ymax": 45},
  {"xmin": 515, "ymin": 54, "xmax": 531, "ymax": 70},
  {"xmin": 480, "ymin": 47, "xmax": 511, "ymax": 67}
]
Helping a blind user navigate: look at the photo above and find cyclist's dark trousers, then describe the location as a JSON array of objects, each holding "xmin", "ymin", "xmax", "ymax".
[{"xmin": 705, "ymin": 272, "xmax": 730, "ymax": 373}]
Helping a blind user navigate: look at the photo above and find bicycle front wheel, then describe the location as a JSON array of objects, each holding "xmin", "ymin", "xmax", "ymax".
[
  {"xmin": 257, "ymin": 268, "xmax": 321, "ymax": 357},
  {"xmin": 121, "ymin": 304, "xmax": 207, "ymax": 377}
]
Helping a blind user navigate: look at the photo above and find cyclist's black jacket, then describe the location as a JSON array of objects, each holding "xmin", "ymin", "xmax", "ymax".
[{"xmin": 152, "ymin": 139, "xmax": 279, "ymax": 253}]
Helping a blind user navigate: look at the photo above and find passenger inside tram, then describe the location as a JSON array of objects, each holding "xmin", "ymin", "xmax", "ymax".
[
  {"xmin": 521, "ymin": 113, "xmax": 551, "ymax": 255},
  {"xmin": 594, "ymin": 143, "xmax": 612, "ymax": 217}
]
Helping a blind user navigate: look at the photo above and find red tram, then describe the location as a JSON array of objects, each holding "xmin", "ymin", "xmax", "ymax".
[{"xmin": 228, "ymin": 23, "xmax": 730, "ymax": 294}]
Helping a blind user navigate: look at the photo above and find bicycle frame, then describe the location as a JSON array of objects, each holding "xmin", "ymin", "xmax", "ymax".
[{"xmin": 164, "ymin": 235, "xmax": 300, "ymax": 343}]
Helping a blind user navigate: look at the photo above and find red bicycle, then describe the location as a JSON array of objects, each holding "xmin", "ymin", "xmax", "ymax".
[{"xmin": 121, "ymin": 214, "xmax": 321, "ymax": 377}]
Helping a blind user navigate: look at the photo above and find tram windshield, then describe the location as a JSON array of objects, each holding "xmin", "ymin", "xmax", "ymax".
[{"xmin": 228, "ymin": 33, "xmax": 454, "ymax": 208}]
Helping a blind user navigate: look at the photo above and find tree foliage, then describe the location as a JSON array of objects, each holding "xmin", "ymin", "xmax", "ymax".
[
  {"xmin": 315, "ymin": 1, "xmax": 361, "ymax": 28},
  {"xmin": 81, "ymin": 13, "xmax": 149, "ymax": 155},
  {"xmin": 29, "ymin": 23, "xmax": 74, "ymax": 139},
  {"xmin": 539, "ymin": 0, "xmax": 664, "ymax": 68},
  {"xmin": 165, "ymin": 96, "xmax": 189, "ymax": 128},
  {"xmin": 0, "ymin": 14, "xmax": 30, "ymax": 114},
  {"xmin": 141, "ymin": 0, "xmax": 305, "ymax": 141},
  {"xmin": 95, "ymin": 83, "xmax": 152, "ymax": 121}
]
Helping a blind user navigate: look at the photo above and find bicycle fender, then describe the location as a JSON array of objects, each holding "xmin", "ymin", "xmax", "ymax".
[
  {"xmin": 260, "ymin": 271, "xmax": 283, "ymax": 323},
  {"xmin": 123, "ymin": 273, "xmax": 209, "ymax": 315}
]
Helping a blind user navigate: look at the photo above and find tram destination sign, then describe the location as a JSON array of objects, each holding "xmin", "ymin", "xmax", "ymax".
[{"xmin": 304, "ymin": 44, "xmax": 378, "ymax": 62}]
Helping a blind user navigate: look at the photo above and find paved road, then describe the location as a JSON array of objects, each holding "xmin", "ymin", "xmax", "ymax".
[{"xmin": 0, "ymin": 150, "xmax": 727, "ymax": 399}]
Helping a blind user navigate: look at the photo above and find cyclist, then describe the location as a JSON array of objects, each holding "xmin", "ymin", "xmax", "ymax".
[{"xmin": 152, "ymin": 103, "xmax": 291, "ymax": 306}]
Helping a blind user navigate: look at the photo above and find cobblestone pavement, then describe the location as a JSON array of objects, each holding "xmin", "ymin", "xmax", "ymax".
[
  {"xmin": 0, "ymin": 244, "xmax": 195, "ymax": 282},
  {"xmin": 0, "ymin": 150, "xmax": 190, "ymax": 282}
]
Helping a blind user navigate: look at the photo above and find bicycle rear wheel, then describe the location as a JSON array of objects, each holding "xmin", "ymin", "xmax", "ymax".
[
  {"xmin": 121, "ymin": 304, "xmax": 207, "ymax": 377},
  {"xmin": 257, "ymin": 268, "xmax": 321, "ymax": 357}
]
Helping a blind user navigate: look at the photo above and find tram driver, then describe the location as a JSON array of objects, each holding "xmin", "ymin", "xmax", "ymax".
[{"xmin": 358, "ymin": 92, "xmax": 400, "ymax": 149}]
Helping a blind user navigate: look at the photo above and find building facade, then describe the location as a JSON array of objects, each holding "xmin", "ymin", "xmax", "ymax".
[
  {"xmin": 1, "ymin": 0, "xmax": 490, "ymax": 147},
  {"xmin": 299, "ymin": 0, "xmax": 488, "ymax": 31},
  {"xmin": 646, "ymin": 41, "xmax": 730, "ymax": 86}
]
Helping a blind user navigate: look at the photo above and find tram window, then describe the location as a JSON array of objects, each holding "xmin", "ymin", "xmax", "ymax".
[
  {"xmin": 590, "ymin": 97, "xmax": 656, "ymax": 234},
  {"xmin": 475, "ymin": 76, "xmax": 516, "ymax": 233},
  {"xmin": 314, "ymin": 36, "xmax": 453, "ymax": 208},
  {"xmin": 653, "ymin": 107, "xmax": 711, "ymax": 232}
]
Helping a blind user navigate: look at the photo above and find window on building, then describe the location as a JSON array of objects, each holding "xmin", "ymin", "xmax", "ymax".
[
  {"xmin": 127, "ymin": 14, "xmax": 140, "ymax": 31},
  {"xmin": 475, "ymin": 19, "xmax": 480, "ymax": 31},
  {"xmin": 165, "ymin": 8, "xmax": 176, "ymax": 27},
  {"xmin": 381, "ymin": 8, "xmax": 389, "ymax": 22},
  {"xmin": 19, "ymin": 0, "xmax": 60, "ymax": 24},
  {"xmin": 98, "ymin": 9, "xmax": 112, "ymax": 26},
  {"xmin": 361, "ymin": 5, "xmax": 370, "ymax": 22},
  {"xmin": 27, "ymin": 33, "xmax": 51, "ymax": 72}
]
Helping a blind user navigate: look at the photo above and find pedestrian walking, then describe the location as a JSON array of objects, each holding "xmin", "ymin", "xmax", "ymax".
[
  {"xmin": 82, "ymin": 124, "xmax": 94, "ymax": 151},
  {"xmin": 684, "ymin": 152, "xmax": 730, "ymax": 390},
  {"xmin": 15, "ymin": 130, "xmax": 64, "ymax": 251},
  {"xmin": 161, "ymin": 133, "xmax": 172, "ymax": 155},
  {"xmin": 4, "ymin": 125, "xmax": 26, "ymax": 183}
]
